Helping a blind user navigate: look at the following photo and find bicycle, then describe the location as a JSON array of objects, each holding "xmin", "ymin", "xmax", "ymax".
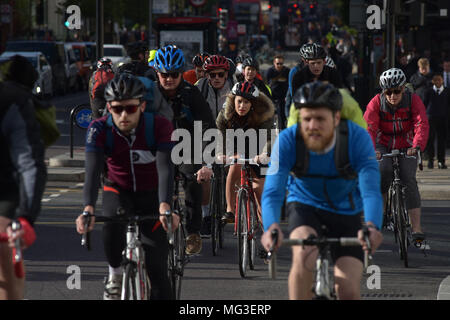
[
  {"xmin": 81, "ymin": 210, "xmax": 157, "ymax": 300},
  {"xmin": 267, "ymin": 227, "xmax": 370, "ymax": 300},
  {"xmin": 0, "ymin": 220, "xmax": 25, "ymax": 279},
  {"xmin": 208, "ymin": 163, "xmax": 226, "ymax": 256},
  {"xmin": 381, "ymin": 149, "xmax": 425, "ymax": 268},
  {"xmin": 168, "ymin": 168, "xmax": 191, "ymax": 299},
  {"xmin": 228, "ymin": 157, "xmax": 264, "ymax": 278}
]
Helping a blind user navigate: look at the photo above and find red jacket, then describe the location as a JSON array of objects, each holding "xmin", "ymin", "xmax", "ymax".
[{"xmin": 364, "ymin": 92, "xmax": 429, "ymax": 151}]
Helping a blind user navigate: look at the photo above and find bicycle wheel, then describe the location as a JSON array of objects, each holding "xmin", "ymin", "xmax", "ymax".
[
  {"xmin": 393, "ymin": 185, "xmax": 408, "ymax": 267},
  {"xmin": 175, "ymin": 221, "xmax": 186, "ymax": 299},
  {"xmin": 210, "ymin": 177, "xmax": 220, "ymax": 256},
  {"xmin": 218, "ymin": 172, "xmax": 225, "ymax": 249},
  {"xmin": 122, "ymin": 263, "xmax": 138, "ymax": 300},
  {"xmin": 248, "ymin": 195, "xmax": 258, "ymax": 270},
  {"xmin": 237, "ymin": 189, "xmax": 249, "ymax": 278}
]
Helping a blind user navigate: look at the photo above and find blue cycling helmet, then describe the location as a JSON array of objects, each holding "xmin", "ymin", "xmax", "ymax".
[{"xmin": 152, "ymin": 45, "xmax": 185, "ymax": 73}]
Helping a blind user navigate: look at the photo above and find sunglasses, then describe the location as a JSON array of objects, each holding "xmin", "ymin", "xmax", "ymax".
[
  {"xmin": 209, "ymin": 72, "xmax": 225, "ymax": 78},
  {"xmin": 109, "ymin": 104, "xmax": 140, "ymax": 114},
  {"xmin": 276, "ymin": 63, "xmax": 284, "ymax": 65},
  {"xmin": 159, "ymin": 72, "xmax": 180, "ymax": 79},
  {"xmin": 385, "ymin": 89, "xmax": 402, "ymax": 96}
]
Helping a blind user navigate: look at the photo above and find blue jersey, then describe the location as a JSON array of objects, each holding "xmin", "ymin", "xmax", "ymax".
[{"xmin": 262, "ymin": 121, "xmax": 383, "ymax": 231}]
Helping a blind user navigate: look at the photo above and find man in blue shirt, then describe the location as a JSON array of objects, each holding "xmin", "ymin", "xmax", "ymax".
[{"xmin": 261, "ymin": 82, "xmax": 383, "ymax": 300}]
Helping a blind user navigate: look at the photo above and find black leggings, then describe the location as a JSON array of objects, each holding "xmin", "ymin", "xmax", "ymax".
[{"xmin": 102, "ymin": 187, "xmax": 173, "ymax": 300}]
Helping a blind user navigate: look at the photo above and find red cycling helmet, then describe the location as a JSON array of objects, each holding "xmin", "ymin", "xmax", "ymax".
[
  {"xmin": 203, "ymin": 55, "xmax": 230, "ymax": 71},
  {"xmin": 231, "ymin": 81, "xmax": 259, "ymax": 100}
]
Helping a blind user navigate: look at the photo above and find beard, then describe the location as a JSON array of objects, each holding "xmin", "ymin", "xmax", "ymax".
[{"xmin": 301, "ymin": 126, "xmax": 336, "ymax": 153}]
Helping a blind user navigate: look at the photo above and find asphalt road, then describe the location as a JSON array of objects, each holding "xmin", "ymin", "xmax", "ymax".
[{"xmin": 23, "ymin": 179, "xmax": 450, "ymax": 300}]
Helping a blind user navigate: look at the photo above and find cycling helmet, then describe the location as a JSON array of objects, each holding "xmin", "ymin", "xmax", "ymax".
[
  {"xmin": 241, "ymin": 57, "xmax": 259, "ymax": 70},
  {"xmin": 299, "ymin": 43, "xmax": 327, "ymax": 60},
  {"xmin": 235, "ymin": 52, "xmax": 251, "ymax": 64},
  {"xmin": 293, "ymin": 81, "xmax": 342, "ymax": 111},
  {"xmin": 325, "ymin": 56, "xmax": 336, "ymax": 69},
  {"xmin": 379, "ymin": 68, "xmax": 407, "ymax": 90},
  {"xmin": 104, "ymin": 73, "xmax": 145, "ymax": 102},
  {"xmin": 231, "ymin": 81, "xmax": 260, "ymax": 100},
  {"xmin": 97, "ymin": 57, "xmax": 113, "ymax": 69},
  {"xmin": 192, "ymin": 52, "xmax": 210, "ymax": 67},
  {"xmin": 152, "ymin": 45, "xmax": 185, "ymax": 73},
  {"xmin": 203, "ymin": 55, "xmax": 230, "ymax": 71}
]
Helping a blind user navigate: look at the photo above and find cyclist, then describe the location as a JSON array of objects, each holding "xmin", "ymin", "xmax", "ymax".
[
  {"xmin": 195, "ymin": 55, "xmax": 233, "ymax": 236},
  {"xmin": 150, "ymin": 45, "xmax": 215, "ymax": 254},
  {"xmin": 261, "ymin": 81, "xmax": 383, "ymax": 300},
  {"xmin": 364, "ymin": 68, "xmax": 429, "ymax": 243},
  {"xmin": 291, "ymin": 43, "xmax": 343, "ymax": 97},
  {"xmin": 75, "ymin": 73, "xmax": 177, "ymax": 300},
  {"xmin": 266, "ymin": 55, "xmax": 290, "ymax": 129},
  {"xmin": 0, "ymin": 55, "xmax": 47, "ymax": 299},
  {"xmin": 89, "ymin": 57, "xmax": 115, "ymax": 119},
  {"xmin": 241, "ymin": 57, "xmax": 272, "ymax": 99},
  {"xmin": 216, "ymin": 81, "xmax": 275, "ymax": 223},
  {"xmin": 183, "ymin": 52, "xmax": 210, "ymax": 85}
]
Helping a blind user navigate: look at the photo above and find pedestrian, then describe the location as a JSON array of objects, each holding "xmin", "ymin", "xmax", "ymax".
[
  {"xmin": 410, "ymin": 58, "xmax": 433, "ymax": 102},
  {"xmin": 423, "ymin": 73, "xmax": 450, "ymax": 169}
]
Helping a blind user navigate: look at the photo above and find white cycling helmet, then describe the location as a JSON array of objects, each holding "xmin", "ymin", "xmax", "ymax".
[{"xmin": 379, "ymin": 68, "xmax": 407, "ymax": 89}]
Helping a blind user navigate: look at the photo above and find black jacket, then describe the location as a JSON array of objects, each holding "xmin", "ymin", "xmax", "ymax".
[
  {"xmin": 292, "ymin": 65, "xmax": 343, "ymax": 96},
  {"xmin": 0, "ymin": 81, "xmax": 47, "ymax": 225}
]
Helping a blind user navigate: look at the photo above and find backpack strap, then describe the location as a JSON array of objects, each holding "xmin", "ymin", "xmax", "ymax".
[
  {"xmin": 335, "ymin": 120, "xmax": 357, "ymax": 180},
  {"xmin": 291, "ymin": 123, "xmax": 309, "ymax": 177}
]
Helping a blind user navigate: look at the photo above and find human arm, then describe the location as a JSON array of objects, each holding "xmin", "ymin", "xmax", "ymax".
[{"xmin": 363, "ymin": 95, "xmax": 381, "ymax": 151}]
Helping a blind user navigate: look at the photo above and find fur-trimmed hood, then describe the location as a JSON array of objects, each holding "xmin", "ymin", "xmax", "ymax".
[{"xmin": 216, "ymin": 90, "xmax": 275, "ymax": 130}]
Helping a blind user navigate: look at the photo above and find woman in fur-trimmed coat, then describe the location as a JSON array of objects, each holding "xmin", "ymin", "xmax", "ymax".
[{"xmin": 216, "ymin": 81, "xmax": 276, "ymax": 223}]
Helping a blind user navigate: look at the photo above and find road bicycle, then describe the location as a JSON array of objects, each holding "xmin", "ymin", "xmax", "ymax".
[
  {"xmin": 0, "ymin": 220, "xmax": 25, "ymax": 279},
  {"xmin": 81, "ymin": 210, "xmax": 156, "ymax": 300},
  {"xmin": 228, "ymin": 157, "xmax": 264, "ymax": 278},
  {"xmin": 381, "ymin": 149, "xmax": 425, "ymax": 268},
  {"xmin": 168, "ymin": 168, "xmax": 191, "ymax": 299},
  {"xmin": 267, "ymin": 227, "xmax": 370, "ymax": 300},
  {"xmin": 208, "ymin": 164, "xmax": 226, "ymax": 256}
]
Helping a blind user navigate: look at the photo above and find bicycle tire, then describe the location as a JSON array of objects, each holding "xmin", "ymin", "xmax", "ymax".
[
  {"xmin": 175, "ymin": 221, "xmax": 186, "ymax": 299},
  {"xmin": 237, "ymin": 189, "xmax": 249, "ymax": 278},
  {"xmin": 394, "ymin": 185, "xmax": 408, "ymax": 267},
  {"xmin": 218, "ymin": 173, "xmax": 225, "ymax": 249},
  {"xmin": 210, "ymin": 177, "xmax": 219, "ymax": 256},
  {"xmin": 248, "ymin": 195, "xmax": 258, "ymax": 270},
  {"xmin": 122, "ymin": 263, "xmax": 138, "ymax": 300}
]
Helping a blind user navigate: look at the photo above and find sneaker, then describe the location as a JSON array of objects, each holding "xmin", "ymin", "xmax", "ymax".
[
  {"xmin": 200, "ymin": 216, "xmax": 212, "ymax": 239},
  {"xmin": 186, "ymin": 233, "xmax": 202, "ymax": 255},
  {"xmin": 221, "ymin": 212, "xmax": 235, "ymax": 224},
  {"xmin": 103, "ymin": 274, "xmax": 122, "ymax": 300},
  {"xmin": 438, "ymin": 162, "xmax": 448, "ymax": 169}
]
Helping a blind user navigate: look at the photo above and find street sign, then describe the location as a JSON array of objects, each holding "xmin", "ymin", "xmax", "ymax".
[
  {"xmin": 237, "ymin": 24, "xmax": 246, "ymax": 35},
  {"xmin": 227, "ymin": 21, "xmax": 238, "ymax": 40},
  {"xmin": 153, "ymin": 0, "xmax": 169, "ymax": 14},
  {"xmin": 75, "ymin": 108, "xmax": 92, "ymax": 129}
]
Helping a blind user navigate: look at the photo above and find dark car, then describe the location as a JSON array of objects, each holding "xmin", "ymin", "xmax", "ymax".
[{"xmin": 5, "ymin": 40, "xmax": 68, "ymax": 95}]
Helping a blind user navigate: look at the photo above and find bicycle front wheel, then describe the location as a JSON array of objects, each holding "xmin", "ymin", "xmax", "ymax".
[
  {"xmin": 122, "ymin": 263, "xmax": 138, "ymax": 300},
  {"xmin": 248, "ymin": 195, "xmax": 258, "ymax": 270},
  {"xmin": 210, "ymin": 177, "xmax": 220, "ymax": 256},
  {"xmin": 237, "ymin": 189, "xmax": 249, "ymax": 278},
  {"xmin": 393, "ymin": 185, "xmax": 408, "ymax": 267}
]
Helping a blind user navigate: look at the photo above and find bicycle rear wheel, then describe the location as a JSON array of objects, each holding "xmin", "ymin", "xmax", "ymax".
[
  {"xmin": 210, "ymin": 177, "xmax": 220, "ymax": 256},
  {"xmin": 393, "ymin": 186, "xmax": 408, "ymax": 267},
  {"xmin": 237, "ymin": 189, "xmax": 249, "ymax": 278}
]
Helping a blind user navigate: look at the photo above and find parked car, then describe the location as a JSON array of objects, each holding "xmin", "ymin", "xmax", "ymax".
[
  {"xmin": 5, "ymin": 41, "xmax": 70, "ymax": 95},
  {"xmin": 65, "ymin": 42, "xmax": 93, "ymax": 90},
  {"xmin": 0, "ymin": 51, "xmax": 53, "ymax": 97},
  {"xmin": 103, "ymin": 44, "xmax": 131, "ymax": 69}
]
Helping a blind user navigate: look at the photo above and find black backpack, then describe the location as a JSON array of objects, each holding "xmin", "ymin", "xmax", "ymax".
[{"xmin": 291, "ymin": 119, "xmax": 357, "ymax": 210}]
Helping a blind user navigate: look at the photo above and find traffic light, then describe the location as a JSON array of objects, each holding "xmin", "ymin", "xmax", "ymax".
[{"xmin": 219, "ymin": 8, "xmax": 228, "ymax": 29}]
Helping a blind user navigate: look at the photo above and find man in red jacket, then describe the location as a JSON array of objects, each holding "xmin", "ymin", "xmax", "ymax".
[{"xmin": 364, "ymin": 68, "xmax": 429, "ymax": 243}]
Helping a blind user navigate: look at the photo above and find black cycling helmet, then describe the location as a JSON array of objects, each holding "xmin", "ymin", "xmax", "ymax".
[
  {"xmin": 241, "ymin": 57, "xmax": 259, "ymax": 70},
  {"xmin": 235, "ymin": 52, "xmax": 251, "ymax": 64},
  {"xmin": 231, "ymin": 81, "xmax": 260, "ymax": 100},
  {"xmin": 299, "ymin": 43, "xmax": 327, "ymax": 60},
  {"xmin": 192, "ymin": 52, "xmax": 210, "ymax": 67},
  {"xmin": 293, "ymin": 81, "xmax": 342, "ymax": 111},
  {"xmin": 379, "ymin": 68, "xmax": 407, "ymax": 90},
  {"xmin": 104, "ymin": 73, "xmax": 145, "ymax": 102}
]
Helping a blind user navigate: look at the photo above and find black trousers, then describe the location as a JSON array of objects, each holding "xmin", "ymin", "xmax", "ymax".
[
  {"xmin": 426, "ymin": 116, "xmax": 447, "ymax": 163},
  {"xmin": 178, "ymin": 164, "xmax": 203, "ymax": 235}
]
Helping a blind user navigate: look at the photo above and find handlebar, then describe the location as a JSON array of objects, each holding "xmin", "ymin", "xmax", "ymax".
[{"xmin": 379, "ymin": 149, "xmax": 423, "ymax": 171}]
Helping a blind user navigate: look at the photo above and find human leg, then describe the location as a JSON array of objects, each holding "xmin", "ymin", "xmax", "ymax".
[{"xmin": 334, "ymin": 257, "xmax": 363, "ymax": 300}]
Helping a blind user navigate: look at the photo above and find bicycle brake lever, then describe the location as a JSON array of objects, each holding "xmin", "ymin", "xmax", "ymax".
[
  {"xmin": 11, "ymin": 220, "xmax": 22, "ymax": 262},
  {"xmin": 362, "ymin": 226, "xmax": 372, "ymax": 269}
]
